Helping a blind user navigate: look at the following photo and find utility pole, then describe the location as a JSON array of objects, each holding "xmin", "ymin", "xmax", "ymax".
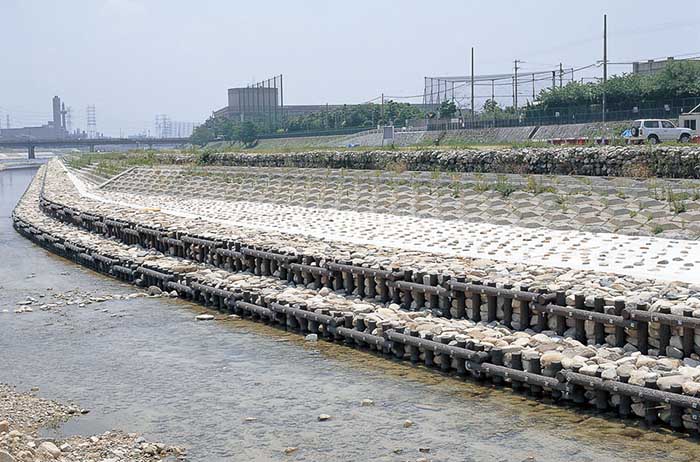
[
  {"xmin": 532, "ymin": 73, "xmax": 536, "ymax": 101},
  {"xmin": 6, "ymin": 114, "xmax": 10, "ymax": 129},
  {"xmin": 280, "ymin": 74, "xmax": 287, "ymax": 123},
  {"xmin": 381, "ymin": 93, "xmax": 384, "ymax": 122},
  {"xmin": 491, "ymin": 79, "xmax": 496, "ymax": 126},
  {"xmin": 559, "ymin": 63, "xmax": 563, "ymax": 88},
  {"xmin": 470, "ymin": 47, "xmax": 475, "ymax": 123},
  {"xmin": 602, "ymin": 13, "xmax": 608, "ymax": 123},
  {"xmin": 552, "ymin": 70, "xmax": 556, "ymax": 90},
  {"xmin": 514, "ymin": 60, "xmax": 520, "ymax": 111}
]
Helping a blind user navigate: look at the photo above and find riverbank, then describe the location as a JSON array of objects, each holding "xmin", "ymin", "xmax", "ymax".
[
  {"xmin": 6, "ymin": 162, "xmax": 700, "ymax": 461},
  {"xmin": 14, "ymin": 158, "xmax": 700, "ymax": 431}
]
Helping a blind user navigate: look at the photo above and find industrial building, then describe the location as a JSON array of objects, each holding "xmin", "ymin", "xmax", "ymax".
[
  {"xmin": 632, "ymin": 56, "xmax": 697, "ymax": 75},
  {"xmin": 0, "ymin": 96, "xmax": 70, "ymax": 140},
  {"xmin": 213, "ymin": 75, "xmax": 348, "ymax": 127}
]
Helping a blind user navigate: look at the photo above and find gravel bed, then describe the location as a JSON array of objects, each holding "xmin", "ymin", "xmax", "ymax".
[{"xmin": 0, "ymin": 384, "xmax": 185, "ymax": 462}]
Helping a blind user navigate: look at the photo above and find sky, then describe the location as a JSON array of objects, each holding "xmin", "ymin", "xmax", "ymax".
[{"xmin": 0, "ymin": 0, "xmax": 698, "ymax": 136}]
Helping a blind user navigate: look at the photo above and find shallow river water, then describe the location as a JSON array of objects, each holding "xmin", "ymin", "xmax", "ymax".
[{"xmin": 1, "ymin": 167, "xmax": 699, "ymax": 461}]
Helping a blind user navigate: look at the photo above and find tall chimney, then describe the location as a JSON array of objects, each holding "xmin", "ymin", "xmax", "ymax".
[{"xmin": 52, "ymin": 96, "xmax": 62, "ymax": 135}]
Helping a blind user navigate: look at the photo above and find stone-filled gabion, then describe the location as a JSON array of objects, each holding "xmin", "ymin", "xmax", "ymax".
[{"xmin": 166, "ymin": 146, "xmax": 700, "ymax": 179}]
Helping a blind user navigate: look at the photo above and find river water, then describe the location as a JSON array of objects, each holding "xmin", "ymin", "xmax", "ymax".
[{"xmin": 1, "ymin": 167, "xmax": 698, "ymax": 461}]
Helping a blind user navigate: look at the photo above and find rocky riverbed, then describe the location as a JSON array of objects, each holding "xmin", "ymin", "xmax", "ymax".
[{"xmin": 0, "ymin": 384, "xmax": 185, "ymax": 462}]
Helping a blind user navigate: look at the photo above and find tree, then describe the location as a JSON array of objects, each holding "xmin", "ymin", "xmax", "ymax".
[
  {"xmin": 238, "ymin": 121, "xmax": 258, "ymax": 147},
  {"xmin": 284, "ymin": 102, "xmax": 425, "ymax": 132},
  {"xmin": 190, "ymin": 125, "xmax": 215, "ymax": 146},
  {"xmin": 482, "ymin": 99, "xmax": 500, "ymax": 113},
  {"xmin": 531, "ymin": 60, "xmax": 700, "ymax": 112},
  {"xmin": 438, "ymin": 100, "xmax": 457, "ymax": 119}
]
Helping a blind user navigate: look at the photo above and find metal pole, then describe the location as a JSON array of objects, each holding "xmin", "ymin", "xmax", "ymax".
[
  {"xmin": 559, "ymin": 63, "xmax": 563, "ymax": 88},
  {"xmin": 602, "ymin": 13, "xmax": 607, "ymax": 123},
  {"xmin": 492, "ymin": 79, "xmax": 496, "ymax": 127},
  {"xmin": 471, "ymin": 47, "xmax": 475, "ymax": 123},
  {"xmin": 269, "ymin": 78, "xmax": 274, "ymax": 131},
  {"xmin": 256, "ymin": 82, "xmax": 261, "ymax": 124},
  {"xmin": 514, "ymin": 60, "xmax": 519, "ymax": 111},
  {"xmin": 423, "ymin": 77, "xmax": 427, "ymax": 106},
  {"xmin": 273, "ymin": 75, "xmax": 278, "ymax": 128},
  {"xmin": 381, "ymin": 93, "xmax": 384, "ymax": 122},
  {"xmin": 280, "ymin": 74, "xmax": 284, "ymax": 126}
]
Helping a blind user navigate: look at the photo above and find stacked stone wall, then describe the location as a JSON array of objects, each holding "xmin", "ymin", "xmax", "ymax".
[{"xmin": 177, "ymin": 146, "xmax": 700, "ymax": 179}]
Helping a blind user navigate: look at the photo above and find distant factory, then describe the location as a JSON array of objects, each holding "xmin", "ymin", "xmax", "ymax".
[
  {"xmin": 213, "ymin": 75, "xmax": 347, "ymax": 128},
  {"xmin": 0, "ymin": 96, "xmax": 83, "ymax": 141}
]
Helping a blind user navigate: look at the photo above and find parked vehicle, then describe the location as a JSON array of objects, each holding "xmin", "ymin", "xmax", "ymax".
[{"xmin": 627, "ymin": 119, "xmax": 693, "ymax": 144}]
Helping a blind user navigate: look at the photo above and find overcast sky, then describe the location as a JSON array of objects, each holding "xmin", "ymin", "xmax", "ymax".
[{"xmin": 1, "ymin": 0, "xmax": 698, "ymax": 135}]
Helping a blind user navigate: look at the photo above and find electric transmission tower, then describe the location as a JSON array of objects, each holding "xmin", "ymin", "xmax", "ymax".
[
  {"xmin": 86, "ymin": 105, "xmax": 97, "ymax": 138},
  {"xmin": 155, "ymin": 114, "xmax": 172, "ymax": 138}
]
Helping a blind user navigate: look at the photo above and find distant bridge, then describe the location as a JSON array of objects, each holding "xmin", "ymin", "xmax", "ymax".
[{"xmin": 0, "ymin": 137, "xmax": 190, "ymax": 159}]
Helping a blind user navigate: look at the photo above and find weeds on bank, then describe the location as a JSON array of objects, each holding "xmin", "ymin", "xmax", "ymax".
[
  {"xmin": 524, "ymin": 176, "xmax": 556, "ymax": 195},
  {"xmin": 666, "ymin": 189, "xmax": 688, "ymax": 214},
  {"xmin": 494, "ymin": 176, "xmax": 516, "ymax": 198},
  {"xmin": 555, "ymin": 194, "xmax": 568, "ymax": 212},
  {"xmin": 67, "ymin": 151, "xmax": 160, "ymax": 179}
]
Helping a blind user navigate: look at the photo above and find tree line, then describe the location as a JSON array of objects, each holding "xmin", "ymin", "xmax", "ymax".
[
  {"xmin": 191, "ymin": 60, "xmax": 700, "ymax": 145},
  {"xmin": 532, "ymin": 60, "xmax": 700, "ymax": 111}
]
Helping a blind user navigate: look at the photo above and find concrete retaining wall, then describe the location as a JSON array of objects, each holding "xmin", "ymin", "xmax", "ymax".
[
  {"xmin": 439, "ymin": 126, "xmax": 535, "ymax": 144},
  {"xmin": 533, "ymin": 121, "xmax": 632, "ymax": 140}
]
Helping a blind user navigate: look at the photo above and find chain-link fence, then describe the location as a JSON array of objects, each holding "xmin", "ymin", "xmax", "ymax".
[{"xmin": 418, "ymin": 96, "xmax": 700, "ymax": 131}]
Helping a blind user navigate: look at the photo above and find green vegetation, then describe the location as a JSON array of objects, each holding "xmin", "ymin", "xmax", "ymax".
[
  {"xmin": 65, "ymin": 151, "xmax": 161, "ymax": 178},
  {"xmin": 554, "ymin": 194, "xmax": 568, "ymax": 212},
  {"xmin": 190, "ymin": 117, "xmax": 260, "ymax": 147},
  {"xmin": 494, "ymin": 175, "xmax": 516, "ymax": 197},
  {"xmin": 665, "ymin": 189, "xmax": 688, "ymax": 214},
  {"xmin": 531, "ymin": 60, "xmax": 700, "ymax": 113},
  {"xmin": 286, "ymin": 100, "xmax": 424, "ymax": 132},
  {"xmin": 189, "ymin": 61, "xmax": 699, "ymax": 148},
  {"xmin": 651, "ymin": 224, "xmax": 664, "ymax": 235},
  {"xmin": 525, "ymin": 176, "xmax": 556, "ymax": 194},
  {"xmin": 437, "ymin": 100, "xmax": 457, "ymax": 119}
]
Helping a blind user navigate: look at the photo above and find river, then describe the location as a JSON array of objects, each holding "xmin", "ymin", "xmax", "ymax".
[{"xmin": 0, "ymin": 166, "xmax": 698, "ymax": 461}]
